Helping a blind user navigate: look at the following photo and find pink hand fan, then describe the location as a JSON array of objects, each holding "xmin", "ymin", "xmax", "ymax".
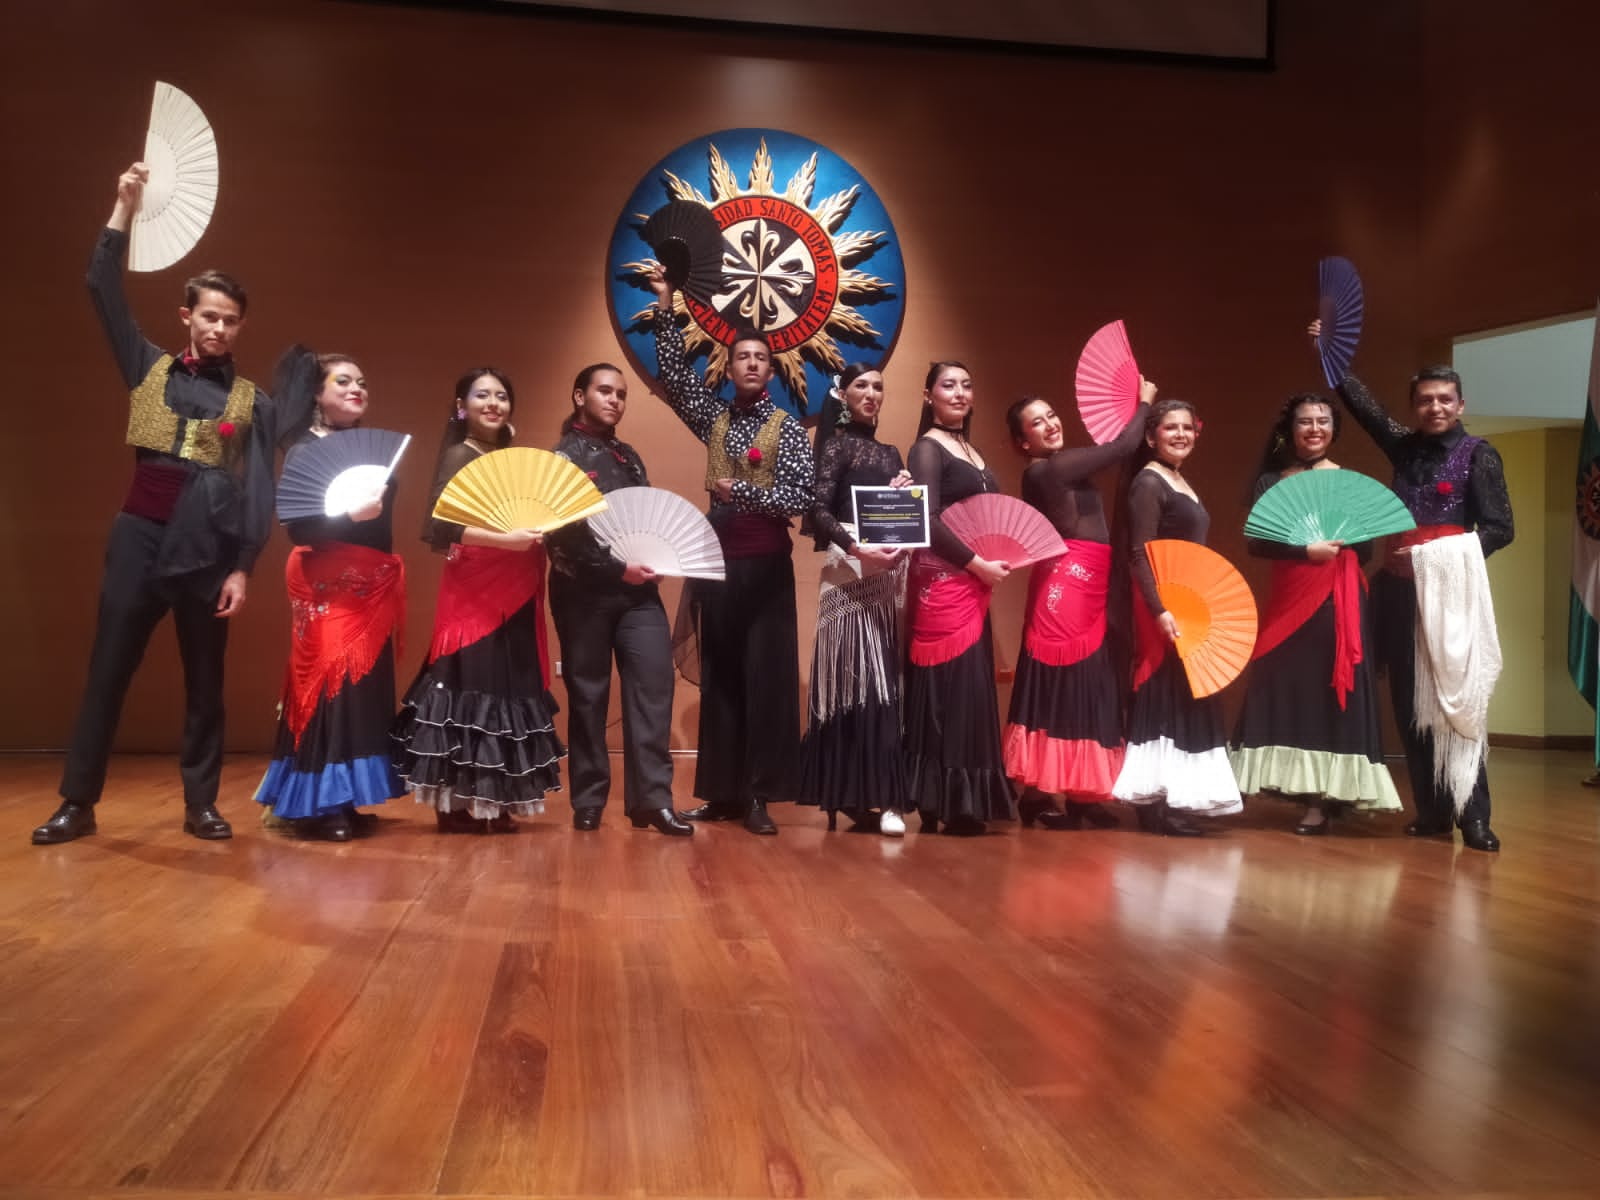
[
  {"xmin": 941, "ymin": 495, "xmax": 1064, "ymax": 569},
  {"xmin": 1075, "ymin": 320, "xmax": 1141, "ymax": 445}
]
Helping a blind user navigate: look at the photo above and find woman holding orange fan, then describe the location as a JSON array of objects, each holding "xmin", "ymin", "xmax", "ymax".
[
  {"xmin": 1111, "ymin": 398, "xmax": 1244, "ymax": 834},
  {"xmin": 1229, "ymin": 394, "xmax": 1401, "ymax": 833},
  {"xmin": 390, "ymin": 367, "xmax": 566, "ymax": 832}
]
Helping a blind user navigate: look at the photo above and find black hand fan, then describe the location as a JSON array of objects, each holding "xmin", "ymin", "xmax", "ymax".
[
  {"xmin": 642, "ymin": 201, "xmax": 726, "ymax": 302},
  {"xmin": 1316, "ymin": 256, "xmax": 1364, "ymax": 387},
  {"xmin": 276, "ymin": 428, "xmax": 411, "ymax": 522}
]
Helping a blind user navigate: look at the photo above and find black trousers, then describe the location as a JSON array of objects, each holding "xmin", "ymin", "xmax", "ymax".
[
  {"xmin": 549, "ymin": 574, "xmax": 674, "ymax": 816},
  {"xmin": 1372, "ymin": 571, "xmax": 1491, "ymax": 826},
  {"xmin": 59, "ymin": 514, "xmax": 230, "ymax": 812},
  {"xmin": 689, "ymin": 552, "xmax": 801, "ymax": 806}
]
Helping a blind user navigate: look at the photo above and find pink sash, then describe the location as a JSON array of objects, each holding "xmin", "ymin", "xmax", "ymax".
[
  {"xmin": 1022, "ymin": 540, "xmax": 1110, "ymax": 667},
  {"xmin": 907, "ymin": 550, "xmax": 990, "ymax": 667}
]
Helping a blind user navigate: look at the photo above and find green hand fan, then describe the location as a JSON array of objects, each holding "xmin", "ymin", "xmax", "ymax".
[{"xmin": 1244, "ymin": 469, "xmax": 1416, "ymax": 546}]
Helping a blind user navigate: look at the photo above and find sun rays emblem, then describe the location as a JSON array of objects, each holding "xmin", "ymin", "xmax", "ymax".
[
  {"xmin": 1577, "ymin": 458, "xmax": 1600, "ymax": 539},
  {"xmin": 607, "ymin": 129, "xmax": 906, "ymax": 421}
]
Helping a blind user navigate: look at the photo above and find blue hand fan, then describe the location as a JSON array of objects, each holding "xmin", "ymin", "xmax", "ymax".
[
  {"xmin": 1316, "ymin": 256, "xmax": 1364, "ymax": 387},
  {"xmin": 276, "ymin": 428, "xmax": 411, "ymax": 522}
]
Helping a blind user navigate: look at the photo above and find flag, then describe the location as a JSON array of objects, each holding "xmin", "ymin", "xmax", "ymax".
[{"xmin": 1567, "ymin": 302, "xmax": 1600, "ymax": 727}]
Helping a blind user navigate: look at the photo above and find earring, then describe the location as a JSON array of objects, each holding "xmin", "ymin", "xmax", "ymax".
[
  {"xmin": 455, "ymin": 407, "xmax": 466, "ymax": 421},
  {"xmin": 311, "ymin": 406, "xmax": 329, "ymax": 433}
]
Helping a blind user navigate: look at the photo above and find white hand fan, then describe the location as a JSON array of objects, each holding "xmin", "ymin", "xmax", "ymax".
[
  {"xmin": 585, "ymin": 487, "xmax": 726, "ymax": 580},
  {"xmin": 130, "ymin": 82, "xmax": 219, "ymax": 273},
  {"xmin": 276, "ymin": 428, "xmax": 411, "ymax": 522}
]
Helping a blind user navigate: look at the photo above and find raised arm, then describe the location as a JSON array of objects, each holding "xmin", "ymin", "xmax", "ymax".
[
  {"xmin": 87, "ymin": 163, "xmax": 162, "ymax": 389},
  {"xmin": 649, "ymin": 274, "xmax": 721, "ymax": 443},
  {"xmin": 1334, "ymin": 374, "xmax": 1410, "ymax": 461},
  {"xmin": 1045, "ymin": 393, "xmax": 1151, "ymax": 485}
]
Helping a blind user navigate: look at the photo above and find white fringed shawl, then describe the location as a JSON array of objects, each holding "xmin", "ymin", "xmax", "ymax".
[{"xmin": 1410, "ymin": 531, "xmax": 1502, "ymax": 815}]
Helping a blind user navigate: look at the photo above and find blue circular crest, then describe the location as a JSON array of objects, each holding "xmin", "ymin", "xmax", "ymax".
[{"xmin": 607, "ymin": 128, "xmax": 906, "ymax": 422}]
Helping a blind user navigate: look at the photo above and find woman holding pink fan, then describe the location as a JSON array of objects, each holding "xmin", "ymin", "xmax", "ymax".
[
  {"xmin": 1001, "ymin": 380, "xmax": 1152, "ymax": 829},
  {"xmin": 902, "ymin": 361, "xmax": 1017, "ymax": 835}
]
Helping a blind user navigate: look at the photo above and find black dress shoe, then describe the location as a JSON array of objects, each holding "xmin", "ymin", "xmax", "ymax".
[
  {"xmin": 1405, "ymin": 817, "xmax": 1454, "ymax": 838},
  {"xmin": 1036, "ymin": 809, "xmax": 1082, "ymax": 831},
  {"xmin": 940, "ymin": 814, "xmax": 988, "ymax": 837},
  {"xmin": 631, "ymin": 808, "xmax": 694, "ymax": 837},
  {"xmin": 1293, "ymin": 817, "xmax": 1330, "ymax": 836},
  {"xmin": 32, "ymin": 802, "xmax": 96, "ymax": 845},
  {"xmin": 1135, "ymin": 801, "xmax": 1203, "ymax": 838},
  {"xmin": 573, "ymin": 808, "xmax": 603, "ymax": 831},
  {"xmin": 744, "ymin": 798, "xmax": 778, "ymax": 835},
  {"xmin": 183, "ymin": 806, "xmax": 233, "ymax": 840},
  {"xmin": 1017, "ymin": 790, "xmax": 1058, "ymax": 828},
  {"xmin": 683, "ymin": 801, "xmax": 742, "ymax": 822},
  {"xmin": 1460, "ymin": 820, "xmax": 1501, "ymax": 852},
  {"xmin": 1070, "ymin": 801, "xmax": 1120, "ymax": 829},
  {"xmin": 321, "ymin": 809, "xmax": 354, "ymax": 842}
]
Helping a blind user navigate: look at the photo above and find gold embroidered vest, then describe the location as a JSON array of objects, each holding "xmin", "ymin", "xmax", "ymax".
[
  {"xmin": 705, "ymin": 408, "xmax": 785, "ymax": 491},
  {"xmin": 125, "ymin": 355, "xmax": 256, "ymax": 467}
]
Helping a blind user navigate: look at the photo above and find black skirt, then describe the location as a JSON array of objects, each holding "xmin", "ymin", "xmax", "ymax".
[{"xmin": 903, "ymin": 617, "xmax": 1017, "ymax": 823}]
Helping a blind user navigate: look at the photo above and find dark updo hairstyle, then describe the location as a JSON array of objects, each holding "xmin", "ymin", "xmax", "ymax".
[
  {"xmin": 1129, "ymin": 397, "xmax": 1199, "ymax": 471},
  {"xmin": 1004, "ymin": 394, "xmax": 1052, "ymax": 456},
  {"xmin": 814, "ymin": 361, "xmax": 880, "ymax": 455},
  {"xmin": 561, "ymin": 361, "xmax": 623, "ymax": 434},
  {"xmin": 917, "ymin": 359, "xmax": 973, "ymax": 438}
]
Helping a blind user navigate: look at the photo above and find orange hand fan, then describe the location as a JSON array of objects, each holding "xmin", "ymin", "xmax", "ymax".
[
  {"xmin": 940, "ymin": 494, "xmax": 1064, "ymax": 569},
  {"xmin": 1144, "ymin": 539, "xmax": 1257, "ymax": 698},
  {"xmin": 1075, "ymin": 320, "xmax": 1141, "ymax": 445},
  {"xmin": 432, "ymin": 447, "xmax": 607, "ymax": 533}
]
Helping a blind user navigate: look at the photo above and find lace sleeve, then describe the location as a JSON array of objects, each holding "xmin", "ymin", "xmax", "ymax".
[
  {"xmin": 808, "ymin": 434, "xmax": 858, "ymax": 551},
  {"xmin": 1336, "ymin": 374, "xmax": 1410, "ymax": 462},
  {"xmin": 1467, "ymin": 439, "xmax": 1515, "ymax": 557},
  {"xmin": 1126, "ymin": 470, "xmax": 1168, "ymax": 613}
]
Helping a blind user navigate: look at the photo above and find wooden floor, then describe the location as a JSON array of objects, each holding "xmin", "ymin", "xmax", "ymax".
[{"xmin": 2, "ymin": 751, "xmax": 1598, "ymax": 1200}]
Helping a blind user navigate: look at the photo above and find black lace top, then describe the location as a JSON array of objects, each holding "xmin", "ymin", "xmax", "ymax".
[
  {"xmin": 907, "ymin": 435, "xmax": 1000, "ymax": 569},
  {"xmin": 1021, "ymin": 407, "xmax": 1146, "ymax": 544},
  {"xmin": 804, "ymin": 421, "xmax": 906, "ymax": 551}
]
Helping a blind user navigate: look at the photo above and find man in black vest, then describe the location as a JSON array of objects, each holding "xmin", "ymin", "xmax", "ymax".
[{"xmin": 33, "ymin": 163, "xmax": 275, "ymax": 844}]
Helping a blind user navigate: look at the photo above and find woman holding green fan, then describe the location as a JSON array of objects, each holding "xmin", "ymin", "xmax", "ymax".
[{"xmin": 1230, "ymin": 394, "xmax": 1401, "ymax": 833}]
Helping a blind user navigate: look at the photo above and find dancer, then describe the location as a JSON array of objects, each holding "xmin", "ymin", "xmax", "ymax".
[
  {"xmin": 35, "ymin": 162, "xmax": 274, "ymax": 845},
  {"xmin": 1112, "ymin": 399, "xmax": 1244, "ymax": 833},
  {"xmin": 1002, "ymin": 383, "xmax": 1153, "ymax": 830},
  {"xmin": 903, "ymin": 361, "xmax": 1018, "ymax": 835},
  {"xmin": 255, "ymin": 352, "xmax": 406, "ymax": 841},
  {"xmin": 1311, "ymin": 322, "xmax": 1513, "ymax": 851},
  {"xmin": 547, "ymin": 363, "xmax": 692, "ymax": 836},
  {"xmin": 1229, "ymin": 393, "xmax": 1401, "ymax": 833},
  {"xmin": 798, "ymin": 364, "xmax": 913, "ymax": 835},
  {"xmin": 391, "ymin": 368, "xmax": 566, "ymax": 831},
  {"xmin": 647, "ymin": 269, "xmax": 814, "ymax": 836}
]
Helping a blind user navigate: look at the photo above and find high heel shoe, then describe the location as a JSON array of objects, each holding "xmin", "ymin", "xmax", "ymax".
[
  {"xmin": 1136, "ymin": 800, "xmax": 1203, "ymax": 838},
  {"xmin": 1018, "ymin": 789, "xmax": 1059, "ymax": 828},
  {"xmin": 630, "ymin": 808, "xmax": 694, "ymax": 837}
]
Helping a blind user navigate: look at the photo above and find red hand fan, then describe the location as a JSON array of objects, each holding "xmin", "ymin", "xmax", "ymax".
[
  {"xmin": 1075, "ymin": 320, "xmax": 1141, "ymax": 445},
  {"xmin": 941, "ymin": 494, "xmax": 1064, "ymax": 569}
]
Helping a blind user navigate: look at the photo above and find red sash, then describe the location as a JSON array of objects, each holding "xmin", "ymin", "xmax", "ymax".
[
  {"xmin": 428, "ymin": 543, "xmax": 550, "ymax": 684},
  {"xmin": 283, "ymin": 543, "xmax": 406, "ymax": 745},
  {"xmin": 1023, "ymin": 540, "xmax": 1111, "ymax": 667},
  {"xmin": 907, "ymin": 549, "xmax": 990, "ymax": 667},
  {"xmin": 1130, "ymin": 588, "xmax": 1169, "ymax": 691},
  {"xmin": 1386, "ymin": 523, "xmax": 1466, "ymax": 578},
  {"xmin": 1251, "ymin": 550, "xmax": 1365, "ymax": 709}
]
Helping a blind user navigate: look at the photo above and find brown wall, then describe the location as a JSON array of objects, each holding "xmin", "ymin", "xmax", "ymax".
[{"xmin": 0, "ymin": 0, "xmax": 1436, "ymax": 752}]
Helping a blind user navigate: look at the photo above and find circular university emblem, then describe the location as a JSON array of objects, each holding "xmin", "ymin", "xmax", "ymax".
[
  {"xmin": 607, "ymin": 129, "xmax": 906, "ymax": 422},
  {"xmin": 1578, "ymin": 459, "xmax": 1600, "ymax": 540}
]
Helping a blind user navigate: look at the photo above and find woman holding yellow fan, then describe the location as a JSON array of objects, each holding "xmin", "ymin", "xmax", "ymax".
[
  {"xmin": 391, "ymin": 368, "xmax": 568, "ymax": 832},
  {"xmin": 1111, "ymin": 399, "xmax": 1245, "ymax": 834}
]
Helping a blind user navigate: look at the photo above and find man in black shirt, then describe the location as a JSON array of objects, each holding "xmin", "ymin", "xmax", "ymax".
[
  {"xmin": 1319, "ymin": 333, "xmax": 1513, "ymax": 853},
  {"xmin": 33, "ymin": 163, "xmax": 274, "ymax": 845}
]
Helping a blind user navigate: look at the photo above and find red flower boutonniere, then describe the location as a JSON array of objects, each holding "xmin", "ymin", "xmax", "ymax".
[
  {"xmin": 1436, "ymin": 481, "xmax": 1453, "ymax": 495},
  {"xmin": 586, "ymin": 470, "xmax": 599, "ymax": 480},
  {"xmin": 747, "ymin": 447, "xmax": 763, "ymax": 465},
  {"xmin": 217, "ymin": 421, "xmax": 236, "ymax": 438}
]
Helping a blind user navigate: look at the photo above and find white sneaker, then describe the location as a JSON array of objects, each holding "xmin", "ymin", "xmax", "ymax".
[{"xmin": 880, "ymin": 809, "xmax": 906, "ymax": 837}]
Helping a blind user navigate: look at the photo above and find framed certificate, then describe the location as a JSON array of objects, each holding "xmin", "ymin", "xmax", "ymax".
[{"xmin": 851, "ymin": 485, "xmax": 931, "ymax": 548}]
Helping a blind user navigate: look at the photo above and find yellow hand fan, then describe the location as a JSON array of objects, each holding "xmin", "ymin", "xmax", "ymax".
[
  {"xmin": 433, "ymin": 447, "xmax": 607, "ymax": 533},
  {"xmin": 1145, "ymin": 539, "xmax": 1257, "ymax": 698}
]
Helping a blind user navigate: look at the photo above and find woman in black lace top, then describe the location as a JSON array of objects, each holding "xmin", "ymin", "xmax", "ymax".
[
  {"xmin": 797, "ymin": 364, "xmax": 914, "ymax": 834},
  {"xmin": 1001, "ymin": 385, "xmax": 1151, "ymax": 831},
  {"xmin": 902, "ymin": 361, "xmax": 1018, "ymax": 835},
  {"xmin": 1110, "ymin": 398, "xmax": 1244, "ymax": 834}
]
